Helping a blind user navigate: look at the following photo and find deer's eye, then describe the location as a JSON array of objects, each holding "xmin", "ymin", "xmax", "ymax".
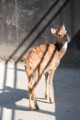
[{"xmin": 58, "ymin": 35, "xmax": 62, "ymax": 38}]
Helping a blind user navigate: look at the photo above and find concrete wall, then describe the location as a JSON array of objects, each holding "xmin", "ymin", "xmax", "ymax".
[{"xmin": 0, "ymin": 0, "xmax": 80, "ymax": 66}]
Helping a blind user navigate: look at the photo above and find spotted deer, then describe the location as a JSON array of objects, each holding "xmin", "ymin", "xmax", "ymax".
[{"xmin": 24, "ymin": 25, "xmax": 70, "ymax": 110}]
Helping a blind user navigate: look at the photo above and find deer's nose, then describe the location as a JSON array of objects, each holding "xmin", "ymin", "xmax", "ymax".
[{"xmin": 66, "ymin": 35, "xmax": 70, "ymax": 42}]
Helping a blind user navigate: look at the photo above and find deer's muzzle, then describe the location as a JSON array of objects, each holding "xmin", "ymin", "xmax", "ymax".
[{"xmin": 66, "ymin": 34, "xmax": 70, "ymax": 42}]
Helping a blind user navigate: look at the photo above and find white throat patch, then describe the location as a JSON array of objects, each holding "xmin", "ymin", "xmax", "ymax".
[{"xmin": 63, "ymin": 42, "xmax": 68, "ymax": 50}]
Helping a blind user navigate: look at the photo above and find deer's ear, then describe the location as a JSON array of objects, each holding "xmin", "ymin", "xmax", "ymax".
[
  {"xmin": 51, "ymin": 28, "xmax": 57, "ymax": 35},
  {"xmin": 62, "ymin": 24, "xmax": 65, "ymax": 30}
]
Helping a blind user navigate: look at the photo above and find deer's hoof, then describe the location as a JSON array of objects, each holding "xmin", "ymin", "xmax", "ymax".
[
  {"xmin": 29, "ymin": 105, "xmax": 33, "ymax": 111},
  {"xmin": 35, "ymin": 104, "xmax": 39, "ymax": 110},
  {"xmin": 49, "ymin": 97, "xmax": 53, "ymax": 104},
  {"xmin": 45, "ymin": 93, "xmax": 48, "ymax": 99}
]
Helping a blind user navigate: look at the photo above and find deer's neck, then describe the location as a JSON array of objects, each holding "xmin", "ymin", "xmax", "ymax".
[
  {"xmin": 55, "ymin": 42, "xmax": 68, "ymax": 51},
  {"xmin": 55, "ymin": 43, "xmax": 63, "ymax": 51}
]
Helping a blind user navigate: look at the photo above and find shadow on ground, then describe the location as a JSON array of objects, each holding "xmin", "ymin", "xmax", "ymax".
[
  {"xmin": 0, "ymin": 86, "xmax": 55, "ymax": 116},
  {"xmin": 0, "ymin": 86, "xmax": 28, "ymax": 111}
]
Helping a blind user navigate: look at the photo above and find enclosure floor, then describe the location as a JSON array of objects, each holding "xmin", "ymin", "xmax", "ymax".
[{"xmin": 0, "ymin": 61, "xmax": 80, "ymax": 120}]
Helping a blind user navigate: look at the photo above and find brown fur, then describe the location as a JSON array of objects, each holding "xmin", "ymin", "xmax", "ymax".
[{"xmin": 24, "ymin": 25, "xmax": 70, "ymax": 110}]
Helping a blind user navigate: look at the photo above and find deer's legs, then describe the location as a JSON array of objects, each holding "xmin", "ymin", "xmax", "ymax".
[
  {"xmin": 49, "ymin": 69, "xmax": 55, "ymax": 103},
  {"xmin": 45, "ymin": 72, "xmax": 49, "ymax": 99}
]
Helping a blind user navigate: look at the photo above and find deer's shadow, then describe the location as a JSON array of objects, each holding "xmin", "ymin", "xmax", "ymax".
[
  {"xmin": 0, "ymin": 86, "xmax": 55, "ymax": 116},
  {"xmin": 0, "ymin": 86, "xmax": 29, "ymax": 111}
]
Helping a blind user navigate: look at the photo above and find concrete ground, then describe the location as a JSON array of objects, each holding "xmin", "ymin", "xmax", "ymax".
[{"xmin": 0, "ymin": 61, "xmax": 80, "ymax": 120}]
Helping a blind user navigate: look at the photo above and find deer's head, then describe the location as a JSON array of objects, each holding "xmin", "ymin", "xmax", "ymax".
[{"xmin": 51, "ymin": 24, "xmax": 70, "ymax": 44}]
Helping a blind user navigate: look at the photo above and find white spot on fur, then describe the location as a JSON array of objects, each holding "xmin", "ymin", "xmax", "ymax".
[
  {"xmin": 40, "ymin": 52, "xmax": 42, "ymax": 55},
  {"xmin": 53, "ymin": 63, "xmax": 56, "ymax": 66},
  {"xmin": 24, "ymin": 63, "xmax": 26, "ymax": 66},
  {"xmin": 29, "ymin": 63, "xmax": 32, "ymax": 68}
]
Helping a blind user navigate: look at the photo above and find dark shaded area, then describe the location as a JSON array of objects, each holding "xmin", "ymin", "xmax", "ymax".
[
  {"xmin": 68, "ymin": 30, "xmax": 80, "ymax": 51},
  {"xmin": 60, "ymin": 30, "xmax": 80, "ymax": 67},
  {"xmin": 54, "ymin": 68, "xmax": 80, "ymax": 120},
  {"xmin": 75, "ymin": 30, "xmax": 80, "ymax": 51},
  {"xmin": 0, "ymin": 86, "xmax": 28, "ymax": 110}
]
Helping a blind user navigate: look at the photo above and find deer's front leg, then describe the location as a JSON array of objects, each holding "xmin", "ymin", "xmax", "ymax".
[
  {"xmin": 49, "ymin": 69, "xmax": 55, "ymax": 103},
  {"xmin": 45, "ymin": 72, "xmax": 49, "ymax": 99}
]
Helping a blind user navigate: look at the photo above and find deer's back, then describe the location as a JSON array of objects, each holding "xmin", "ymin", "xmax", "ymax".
[{"xmin": 24, "ymin": 44, "xmax": 65, "ymax": 73}]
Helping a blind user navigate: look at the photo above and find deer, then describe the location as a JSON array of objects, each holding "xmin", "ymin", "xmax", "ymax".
[{"xmin": 24, "ymin": 24, "xmax": 70, "ymax": 110}]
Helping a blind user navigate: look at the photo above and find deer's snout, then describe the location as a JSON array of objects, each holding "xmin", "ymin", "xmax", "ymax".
[{"xmin": 66, "ymin": 34, "xmax": 70, "ymax": 42}]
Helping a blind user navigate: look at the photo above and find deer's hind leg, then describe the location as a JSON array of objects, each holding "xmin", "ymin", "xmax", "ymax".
[
  {"xmin": 31, "ymin": 70, "xmax": 39, "ymax": 110},
  {"xmin": 32, "ymin": 87, "xmax": 39, "ymax": 110},
  {"xmin": 25, "ymin": 66, "xmax": 33, "ymax": 110},
  {"xmin": 28, "ymin": 79, "xmax": 33, "ymax": 110}
]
